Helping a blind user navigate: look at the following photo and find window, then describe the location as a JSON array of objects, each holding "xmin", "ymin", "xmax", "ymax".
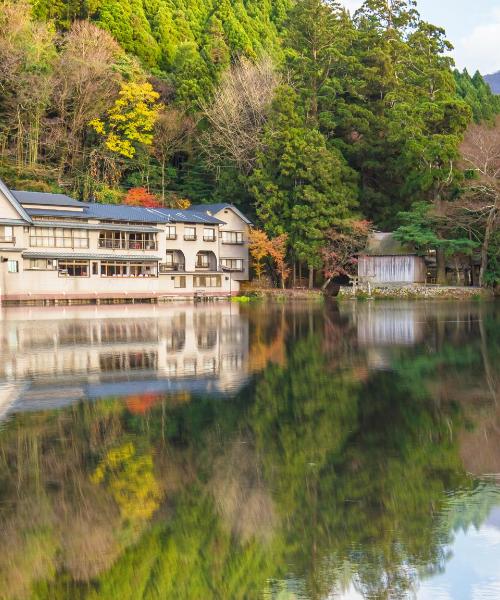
[
  {"xmin": 0, "ymin": 226, "xmax": 14, "ymax": 243},
  {"xmin": 221, "ymin": 231, "xmax": 244, "ymax": 244},
  {"xmin": 221, "ymin": 258, "xmax": 244, "ymax": 271},
  {"xmin": 194, "ymin": 275, "xmax": 221, "ymax": 288},
  {"xmin": 196, "ymin": 253, "xmax": 210, "ymax": 268},
  {"xmin": 7, "ymin": 260, "xmax": 18, "ymax": 273},
  {"xmin": 203, "ymin": 228, "xmax": 216, "ymax": 242},
  {"xmin": 101, "ymin": 261, "xmax": 128, "ymax": 277},
  {"xmin": 166, "ymin": 225, "xmax": 177, "ymax": 240},
  {"xmin": 58, "ymin": 260, "xmax": 89, "ymax": 277},
  {"xmin": 100, "ymin": 261, "xmax": 157, "ymax": 277},
  {"xmin": 99, "ymin": 231, "xmax": 125, "ymax": 249},
  {"xmin": 30, "ymin": 228, "xmax": 89, "ymax": 248},
  {"xmin": 174, "ymin": 276, "xmax": 186, "ymax": 289},
  {"xmin": 129, "ymin": 262, "xmax": 157, "ymax": 277},
  {"xmin": 184, "ymin": 227, "xmax": 196, "ymax": 241},
  {"xmin": 25, "ymin": 258, "xmax": 57, "ymax": 270},
  {"xmin": 128, "ymin": 232, "xmax": 157, "ymax": 250},
  {"xmin": 92, "ymin": 262, "xmax": 99, "ymax": 275}
]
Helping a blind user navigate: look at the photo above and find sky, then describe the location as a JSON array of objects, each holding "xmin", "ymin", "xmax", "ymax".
[{"xmin": 339, "ymin": 0, "xmax": 500, "ymax": 75}]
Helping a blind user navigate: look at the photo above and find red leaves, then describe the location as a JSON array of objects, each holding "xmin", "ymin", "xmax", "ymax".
[{"xmin": 124, "ymin": 187, "xmax": 161, "ymax": 208}]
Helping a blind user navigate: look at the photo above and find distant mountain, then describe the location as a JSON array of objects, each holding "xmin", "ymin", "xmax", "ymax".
[{"xmin": 485, "ymin": 72, "xmax": 500, "ymax": 94}]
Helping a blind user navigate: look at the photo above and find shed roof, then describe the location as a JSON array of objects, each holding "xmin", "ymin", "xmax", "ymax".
[{"xmin": 362, "ymin": 232, "xmax": 418, "ymax": 256}]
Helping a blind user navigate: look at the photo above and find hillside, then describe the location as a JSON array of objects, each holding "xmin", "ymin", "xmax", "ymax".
[
  {"xmin": 485, "ymin": 72, "xmax": 500, "ymax": 94},
  {"xmin": 0, "ymin": 0, "xmax": 499, "ymax": 288}
]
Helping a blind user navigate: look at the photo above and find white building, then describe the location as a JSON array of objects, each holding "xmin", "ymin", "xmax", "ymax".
[{"xmin": 0, "ymin": 179, "xmax": 251, "ymax": 303}]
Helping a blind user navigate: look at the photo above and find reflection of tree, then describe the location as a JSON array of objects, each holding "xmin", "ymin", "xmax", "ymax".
[
  {"xmin": 0, "ymin": 304, "xmax": 499, "ymax": 599},
  {"xmin": 249, "ymin": 334, "xmax": 473, "ymax": 599}
]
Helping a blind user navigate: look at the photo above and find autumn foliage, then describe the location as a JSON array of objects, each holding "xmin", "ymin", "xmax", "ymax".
[
  {"xmin": 321, "ymin": 220, "xmax": 371, "ymax": 280},
  {"xmin": 124, "ymin": 187, "xmax": 161, "ymax": 208},
  {"xmin": 249, "ymin": 228, "xmax": 289, "ymax": 287}
]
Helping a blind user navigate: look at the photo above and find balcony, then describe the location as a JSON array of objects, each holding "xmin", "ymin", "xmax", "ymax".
[
  {"xmin": 203, "ymin": 236, "xmax": 217, "ymax": 242},
  {"xmin": 98, "ymin": 239, "xmax": 158, "ymax": 251},
  {"xmin": 221, "ymin": 265, "xmax": 244, "ymax": 272},
  {"xmin": 160, "ymin": 263, "xmax": 185, "ymax": 273},
  {"xmin": 0, "ymin": 236, "xmax": 15, "ymax": 244},
  {"xmin": 166, "ymin": 234, "xmax": 178, "ymax": 240},
  {"xmin": 184, "ymin": 235, "xmax": 197, "ymax": 241}
]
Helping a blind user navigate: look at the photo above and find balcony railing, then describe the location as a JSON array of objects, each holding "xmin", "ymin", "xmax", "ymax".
[
  {"xmin": 184, "ymin": 235, "xmax": 197, "ymax": 241},
  {"xmin": 160, "ymin": 263, "xmax": 185, "ymax": 273},
  {"xmin": 166, "ymin": 234, "xmax": 178, "ymax": 240},
  {"xmin": 221, "ymin": 239, "xmax": 244, "ymax": 245},
  {"xmin": 221, "ymin": 265, "xmax": 244, "ymax": 272},
  {"xmin": 0, "ymin": 236, "xmax": 15, "ymax": 244},
  {"xmin": 203, "ymin": 236, "xmax": 216, "ymax": 242},
  {"xmin": 98, "ymin": 239, "xmax": 158, "ymax": 251}
]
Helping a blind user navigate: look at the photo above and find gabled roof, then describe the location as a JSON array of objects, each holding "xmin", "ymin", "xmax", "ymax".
[
  {"xmin": 10, "ymin": 189, "xmax": 243, "ymax": 225},
  {"xmin": 362, "ymin": 232, "xmax": 418, "ymax": 256},
  {"xmin": 0, "ymin": 179, "xmax": 33, "ymax": 223},
  {"xmin": 189, "ymin": 203, "xmax": 252, "ymax": 225},
  {"xmin": 12, "ymin": 190, "xmax": 86, "ymax": 207}
]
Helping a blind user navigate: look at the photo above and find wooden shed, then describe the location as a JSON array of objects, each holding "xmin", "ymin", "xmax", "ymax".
[{"xmin": 358, "ymin": 233, "xmax": 426, "ymax": 285}]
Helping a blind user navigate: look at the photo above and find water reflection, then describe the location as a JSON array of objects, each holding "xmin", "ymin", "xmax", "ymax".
[{"xmin": 0, "ymin": 300, "xmax": 498, "ymax": 600}]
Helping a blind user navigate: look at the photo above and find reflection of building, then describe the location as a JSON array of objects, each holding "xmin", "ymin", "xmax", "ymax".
[
  {"xmin": 0, "ymin": 304, "xmax": 250, "ymax": 418},
  {"xmin": 0, "ymin": 179, "xmax": 251, "ymax": 302}
]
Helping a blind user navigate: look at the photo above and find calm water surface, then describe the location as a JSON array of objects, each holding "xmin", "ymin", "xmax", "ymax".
[{"xmin": 0, "ymin": 300, "xmax": 499, "ymax": 600}]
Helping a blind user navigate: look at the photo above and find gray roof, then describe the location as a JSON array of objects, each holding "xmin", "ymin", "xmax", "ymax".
[
  {"xmin": 12, "ymin": 189, "xmax": 248, "ymax": 225},
  {"xmin": 188, "ymin": 203, "xmax": 252, "ymax": 225},
  {"xmin": 26, "ymin": 208, "xmax": 91, "ymax": 219},
  {"xmin": 31, "ymin": 221, "xmax": 160, "ymax": 233},
  {"xmin": 22, "ymin": 251, "xmax": 161, "ymax": 261},
  {"xmin": 12, "ymin": 190, "xmax": 86, "ymax": 207},
  {"xmin": 362, "ymin": 233, "xmax": 417, "ymax": 256}
]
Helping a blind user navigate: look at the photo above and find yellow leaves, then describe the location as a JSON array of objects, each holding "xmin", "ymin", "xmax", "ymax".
[
  {"xmin": 91, "ymin": 442, "xmax": 162, "ymax": 522},
  {"xmin": 90, "ymin": 81, "xmax": 162, "ymax": 158}
]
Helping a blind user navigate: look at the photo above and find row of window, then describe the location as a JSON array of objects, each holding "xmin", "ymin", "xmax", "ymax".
[
  {"xmin": 21, "ymin": 259, "xmax": 226, "ymax": 286},
  {"xmin": 15, "ymin": 257, "xmax": 244, "ymax": 275},
  {"xmin": 25, "ymin": 227, "xmax": 244, "ymax": 247}
]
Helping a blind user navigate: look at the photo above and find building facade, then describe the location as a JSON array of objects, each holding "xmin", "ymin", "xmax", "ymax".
[
  {"xmin": 358, "ymin": 232, "xmax": 426, "ymax": 285},
  {"xmin": 0, "ymin": 180, "xmax": 251, "ymax": 303}
]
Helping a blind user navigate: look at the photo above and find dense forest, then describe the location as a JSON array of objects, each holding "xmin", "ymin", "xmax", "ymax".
[{"xmin": 0, "ymin": 0, "xmax": 499, "ymax": 286}]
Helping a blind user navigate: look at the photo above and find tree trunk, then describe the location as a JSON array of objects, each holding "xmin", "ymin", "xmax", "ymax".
[
  {"xmin": 436, "ymin": 247, "xmax": 447, "ymax": 285},
  {"xmin": 470, "ymin": 256, "xmax": 477, "ymax": 287},
  {"xmin": 308, "ymin": 267, "xmax": 314, "ymax": 289},
  {"xmin": 479, "ymin": 206, "xmax": 498, "ymax": 288},
  {"xmin": 292, "ymin": 260, "xmax": 296, "ymax": 288}
]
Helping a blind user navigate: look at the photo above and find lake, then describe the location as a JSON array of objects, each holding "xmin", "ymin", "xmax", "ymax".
[{"xmin": 0, "ymin": 299, "xmax": 499, "ymax": 600}]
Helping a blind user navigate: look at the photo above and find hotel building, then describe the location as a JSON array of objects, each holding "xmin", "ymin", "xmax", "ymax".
[{"xmin": 0, "ymin": 179, "xmax": 251, "ymax": 303}]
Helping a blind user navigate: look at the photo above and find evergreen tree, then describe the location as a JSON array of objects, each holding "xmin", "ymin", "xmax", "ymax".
[{"xmin": 252, "ymin": 88, "xmax": 358, "ymax": 286}]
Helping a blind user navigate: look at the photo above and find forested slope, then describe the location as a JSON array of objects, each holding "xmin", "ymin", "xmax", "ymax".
[{"xmin": 0, "ymin": 0, "xmax": 498, "ymax": 286}]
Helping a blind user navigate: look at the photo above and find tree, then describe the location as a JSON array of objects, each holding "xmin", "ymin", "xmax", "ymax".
[
  {"xmin": 124, "ymin": 187, "xmax": 161, "ymax": 207},
  {"xmin": 460, "ymin": 119, "xmax": 500, "ymax": 287},
  {"xmin": 252, "ymin": 87, "xmax": 358, "ymax": 288},
  {"xmin": 90, "ymin": 81, "xmax": 162, "ymax": 159},
  {"xmin": 0, "ymin": 1, "xmax": 56, "ymax": 167},
  {"xmin": 200, "ymin": 55, "xmax": 280, "ymax": 175},
  {"xmin": 152, "ymin": 108, "xmax": 194, "ymax": 201},
  {"xmin": 321, "ymin": 220, "xmax": 371, "ymax": 280},
  {"xmin": 268, "ymin": 234, "xmax": 290, "ymax": 289},
  {"xmin": 50, "ymin": 21, "xmax": 123, "ymax": 184},
  {"xmin": 249, "ymin": 228, "xmax": 271, "ymax": 282}
]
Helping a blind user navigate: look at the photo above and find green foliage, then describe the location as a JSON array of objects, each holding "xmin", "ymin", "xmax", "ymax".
[
  {"xmin": 455, "ymin": 69, "xmax": 500, "ymax": 124},
  {"xmin": 252, "ymin": 87, "xmax": 358, "ymax": 269}
]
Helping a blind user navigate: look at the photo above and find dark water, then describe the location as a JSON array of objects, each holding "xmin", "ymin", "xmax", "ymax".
[{"xmin": 0, "ymin": 300, "xmax": 499, "ymax": 600}]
